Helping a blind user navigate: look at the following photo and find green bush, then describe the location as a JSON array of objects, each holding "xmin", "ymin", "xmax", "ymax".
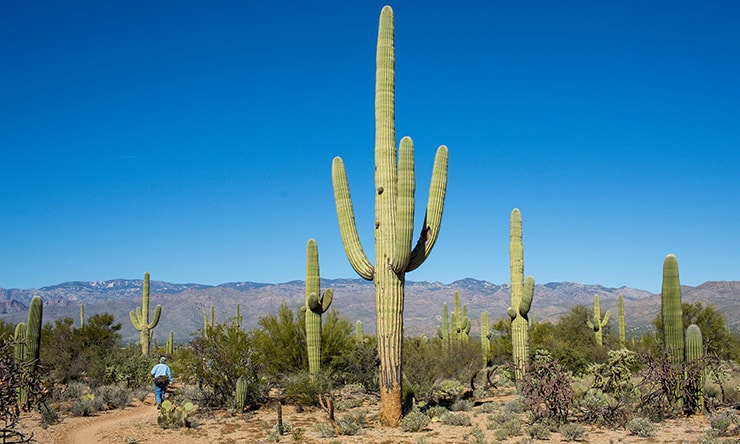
[
  {"xmin": 401, "ymin": 410, "xmax": 430, "ymax": 432},
  {"xmin": 70, "ymin": 396, "xmax": 98, "ymax": 417},
  {"xmin": 526, "ymin": 422, "xmax": 551, "ymax": 440},
  {"xmin": 626, "ymin": 417, "xmax": 657, "ymax": 437},
  {"xmin": 558, "ymin": 423, "xmax": 588, "ymax": 441},
  {"xmin": 440, "ymin": 412, "xmax": 472, "ymax": 426},
  {"xmin": 338, "ymin": 410, "xmax": 366, "ymax": 435},
  {"xmin": 93, "ymin": 384, "xmax": 132, "ymax": 409}
]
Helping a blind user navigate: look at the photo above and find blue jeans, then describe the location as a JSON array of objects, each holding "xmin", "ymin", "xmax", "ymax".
[{"xmin": 154, "ymin": 382, "xmax": 168, "ymax": 404}]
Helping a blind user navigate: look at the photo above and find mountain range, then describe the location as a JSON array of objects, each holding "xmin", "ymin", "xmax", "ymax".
[{"xmin": 2, "ymin": 279, "xmax": 738, "ymax": 344}]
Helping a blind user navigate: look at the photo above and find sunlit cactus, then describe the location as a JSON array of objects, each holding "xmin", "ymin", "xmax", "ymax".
[
  {"xmin": 661, "ymin": 254, "xmax": 683, "ymax": 365},
  {"xmin": 617, "ymin": 294, "xmax": 625, "ymax": 347},
  {"xmin": 586, "ymin": 294, "xmax": 610, "ymax": 347},
  {"xmin": 508, "ymin": 208, "xmax": 535, "ymax": 378},
  {"xmin": 129, "ymin": 272, "xmax": 161, "ymax": 356},
  {"xmin": 685, "ymin": 324, "xmax": 704, "ymax": 413},
  {"xmin": 331, "ymin": 5, "xmax": 448, "ymax": 426},
  {"xmin": 437, "ymin": 302, "xmax": 449, "ymax": 346},
  {"xmin": 480, "ymin": 311, "xmax": 491, "ymax": 367},
  {"xmin": 304, "ymin": 238, "xmax": 333, "ymax": 375}
]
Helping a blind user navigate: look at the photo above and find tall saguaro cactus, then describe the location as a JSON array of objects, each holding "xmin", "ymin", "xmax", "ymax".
[
  {"xmin": 508, "ymin": 208, "xmax": 535, "ymax": 379},
  {"xmin": 129, "ymin": 272, "xmax": 161, "ymax": 356},
  {"xmin": 25, "ymin": 296, "xmax": 43, "ymax": 371},
  {"xmin": 661, "ymin": 254, "xmax": 683, "ymax": 365},
  {"xmin": 437, "ymin": 302, "xmax": 450, "ymax": 346},
  {"xmin": 304, "ymin": 238, "xmax": 333, "ymax": 375},
  {"xmin": 331, "ymin": 6, "xmax": 449, "ymax": 426},
  {"xmin": 617, "ymin": 294, "xmax": 626, "ymax": 347},
  {"xmin": 587, "ymin": 294, "xmax": 610, "ymax": 347},
  {"xmin": 481, "ymin": 311, "xmax": 491, "ymax": 367}
]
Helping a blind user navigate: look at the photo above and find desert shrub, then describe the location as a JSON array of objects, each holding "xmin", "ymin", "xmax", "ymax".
[
  {"xmin": 526, "ymin": 422, "xmax": 551, "ymax": 440},
  {"xmin": 505, "ymin": 397, "xmax": 526, "ymax": 413},
  {"xmin": 558, "ymin": 423, "xmax": 588, "ymax": 441},
  {"xmin": 476, "ymin": 402, "xmax": 499, "ymax": 414},
  {"xmin": 251, "ymin": 305, "xmax": 306, "ymax": 381},
  {"xmin": 440, "ymin": 411, "xmax": 472, "ymax": 426},
  {"xmin": 462, "ymin": 425, "xmax": 488, "ymax": 444},
  {"xmin": 329, "ymin": 334, "xmax": 378, "ymax": 392},
  {"xmin": 709, "ymin": 409, "xmax": 739, "ymax": 435},
  {"xmin": 338, "ymin": 410, "xmax": 366, "ymax": 435},
  {"xmin": 425, "ymin": 405, "xmax": 448, "ymax": 420},
  {"xmin": 70, "ymin": 395, "xmax": 98, "ymax": 416},
  {"xmin": 576, "ymin": 388, "xmax": 634, "ymax": 427},
  {"xmin": 283, "ymin": 370, "xmax": 333, "ymax": 406},
  {"xmin": 315, "ymin": 422, "xmax": 336, "ymax": 438},
  {"xmin": 518, "ymin": 354, "xmax": 574, "ymax": 423},
  {"xmin": 450, "ymin": 399, "xmax": 474, "ymax": 412},
  {"xmin": 626, "ymin": 417, "xmax": 657, "ymax": 437},
  {"xmin": 179, "ymin": 321, "xmax": 266, "ymax": 408},
  {"xmin": 636, "ymin": 350, "xmax": 684, "ymax": 421},
  {"xmin": 401, "ymin": 410, "xmax": 430, "ymax": 432},
  {"xmin": 491, "ymin": 413, "xmax": 522, "ymax": 440},
  {"xmin": 93, "ymin": 384, "xmax": 132, "ymax": 409},
  {"xmin": 58, "ymin": 381, "xmax": 89, "ymax": 401},
  {"xmin": 103, "ymin": 345, "xmax": 155, "ymax": 389}
]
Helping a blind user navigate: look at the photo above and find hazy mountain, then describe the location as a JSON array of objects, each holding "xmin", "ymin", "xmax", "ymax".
[{"xmin": 2, "ymin": 279, "xmax": 738, "ymax": 344}]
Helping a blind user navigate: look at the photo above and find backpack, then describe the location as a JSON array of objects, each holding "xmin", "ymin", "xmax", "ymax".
[{"xmin": 154, "ymin": 376, "xmax": 169, "ymax": 388}]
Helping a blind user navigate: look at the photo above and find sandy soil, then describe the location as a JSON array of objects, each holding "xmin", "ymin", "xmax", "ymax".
[{"xmin": 15, "ymin": 391, "xmax": 716, "ymax": 444}]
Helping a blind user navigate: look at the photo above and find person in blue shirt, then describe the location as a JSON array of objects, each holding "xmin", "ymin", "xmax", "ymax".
[{"xmin": 150, "ymin": 356, "xmax": 174, "ymax": 408}]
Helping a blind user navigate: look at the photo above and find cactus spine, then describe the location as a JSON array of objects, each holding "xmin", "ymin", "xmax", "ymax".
[
  {"xmin": 508, "ymin": 208, "xmax": 535, "ymax": 378},
  {"xmin": 481, "ymin": 311, "xmax": 491, "ymax": 367},
  {"xmin": 617, "ymin": 294, "xmax": 625, "ymax": 347},
  {"xmin": 331, "ymin": 6, "xmax": 449, "ymax": 426},
  {"xmin": 129, "ymin": 272, "xmax": 161, "ymax": 356},
  {"xmin": 235, "ymin": 376, "xmax": 248, "ymax": 411},
  {"xmin": 685, "ymin": 324, "xmax": 704, "ymax": 412},
  {"xmin": 587, "ymin": 294, "xmax": 610, "ymax": 347},
  {"xmin": 661, "ymin": 254, "xmax": 684, "ymax": 365},
  {"xmin": 304, "ymin": 238, "xmax": 333, "ymax": 375}
]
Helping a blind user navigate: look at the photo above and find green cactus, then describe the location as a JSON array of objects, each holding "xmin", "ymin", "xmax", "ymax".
[
  {"xmin": 508, "ymin": 208, "xmax": 535, "ymax": 379},
  {"xmin": 79, "ymin": 303, "xmax": 85, "ymax": 327},
  {"xmin": 437, "ymin": 302, "xmax": 450, "ymax": 346},
  {"xmin": 129, "ymin": 272, "xmax": 161, "ymax": 356},
  {"xmin": 158, "ymin": 399, "xmax": 194, "ymax": 429},
  {"xmin": 235, "ymin": 303, "xmax": 242, "ymax": 329},
  {"xmin": 480, "ymin": 311, "xmax": 491, "ymax": 367},
  {"xmin": 235, "ymin": 376, "xmax": 248, "ymax": 412},
  {"xmin": 331, "ymin": 5, "xmax": 449, "ymax": 426},
  {"xmin": 304, "ymin": 238, "xmax": 333, "ymax": 375},
  {"xmin": 451, "ymin": 292, "xmax": 470, "ymax": 342},
  {"xmin": 166, "ymin": 330, "xmax": 174, "ymax": 355},
  {"xmin": 25, "ymin": 296, "xmax": 42, "ymax": 371},
  {"xmin": 14, "ymin": 323, "xmax": 26, "ymax": 364},
  {"xmin": 355, "ymin": 320, "xmax": 364, "ymax": 343},
  {"xmin": 685, "ymin": 324, "xmax": 704, "ymax": 413},
  {"xmin": 202, "ymin": 305, "xmax": 215, "ymax": 339},
  {"xmin": 586, "ymin": 294, "xmax": 610, "ymax": 347},
  {"xmin": 661, "ymin": 254, "xmax": 683, "ymax": 365},
  {"xmin": 617, "ymin": 294, "xmax": 625, "ymax": 347}
]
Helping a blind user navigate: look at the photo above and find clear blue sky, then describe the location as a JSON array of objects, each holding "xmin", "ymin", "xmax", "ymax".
[{"xmin": 2, "ymin": 1, "xmax": 738, "ymax": 293}]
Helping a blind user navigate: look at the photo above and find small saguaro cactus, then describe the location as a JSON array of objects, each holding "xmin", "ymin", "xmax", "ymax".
[
  {"xmin": 235, "ymin": 303, "xmax": 242, "ymax": 329},
  {"xmin": 166, "ymin": 330, "xmax": 174, "ymax": 355},
  {"xmin": 587, "ymin": 294, "xmax": 610, "ymax": 347},
  {"xmin": 661, "ymin": 254, "xmax": 684, "ymax": 365},
  {"xmin": 129, "ymin": 272, "xmax": 162, "ymax": 356},
  {"xmin": 235, "ymin": 376, "xmax": 249, "ymax": 412},
  {"xmin": 685, "ymin": 323, "xmax": 704, "ymax": 413},
  {"xmin": 508, "ymin": 208, "xmax": 535, "ymax": 379},
  {"xmin": 331, "ymin": 6, "xmax": 448, "ymax": 425},
  {"xmin": 355, "ymin": 320, "xmax": 364, "ymax": 343},
  {"xmin": 303, "ymin": 238, "xmax": 333, "ymax": 375},
  {"xmin": 79, "ymin": 303, "xmax": 85, "ymax": 327},
  {"xmin": 437, "ymin": 302, "xmax": 450, "ymax": 346},
  {"xmin": 480, "ymin": 311, "xmax": 491, "ymax": 367},
  {"xmin": 451, "ymin": 292, "xmax": 471, "ymax": 342},
  {"xmin": 617, "ymin": 294, "xmax": 626, "ymax": 347}
]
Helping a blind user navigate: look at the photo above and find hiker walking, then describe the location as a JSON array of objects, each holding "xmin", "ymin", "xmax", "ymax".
[{"xmin": 151, "ymin": 356, "xmax": 174, "ymax": 409}]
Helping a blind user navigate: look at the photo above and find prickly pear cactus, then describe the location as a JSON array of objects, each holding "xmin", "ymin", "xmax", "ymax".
[{"xmin": 158, "ymin": 400, "xmax": 194, "ymax": 429}]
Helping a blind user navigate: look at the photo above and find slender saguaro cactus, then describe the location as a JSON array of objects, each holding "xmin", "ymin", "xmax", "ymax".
[
  {"xmin": 355, "ymin": 320, "xmax": 364, "ymax": 343},
  {"xmin": 617, "ymin": 294, "xmax": 625, "ymax": 347},
  {"xmin": 129, "ymin": 272, "xmax": 161, "ymax": 356},
  {"xmin": 437, "ymin": 302, "xmax": 450, "ymax": 346},
  {"xmin": 331, "ymin": 6, "xmax": 449, "ymax": 426},
  {"xmin": 481, "ymin": 311, "xmax": 491, "ymax": 367},
  {"xmin": 661, "ymin": 254, "xmax": 683, "ymax": 365},
  {"xmin": 304, "ymin": 238, "xmax": 333, "ymax": 375},
  {"xmin": 236, "ymin": 376, "xmax": 248, "ymax": 412},
  {"xmin": 685, "ymin": 324, "xmax": 704, "ymax": 412},
  {"xmin": 25, "ymin": 296, "xmax": 43, "ymax": 371},
  {"xmin": 451, "ymin": 292, "xmax": 470, "ymax": 342},
  {"xmin": 166, "ymin": 330, "xmax": 174, "ymax": 355},
  {"xmin": 235, "ymin": 303, "xmax": 242, "ymax": 329},
  {"xmin": 79, "ymin": 303, "xmax": 85, "ymax": 327},
  {"xmin": 508, "ymin": 208, "xmax": 535, "ymax": 379},
  {"xmin": 587, "ymin": 294, "xmax": 610, "ymax": 347}
]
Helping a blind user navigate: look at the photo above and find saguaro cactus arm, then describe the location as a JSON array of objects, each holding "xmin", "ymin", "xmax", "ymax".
[{"xmin": 129, "ymin": 272, "xmax": 161, "ymax": 355}]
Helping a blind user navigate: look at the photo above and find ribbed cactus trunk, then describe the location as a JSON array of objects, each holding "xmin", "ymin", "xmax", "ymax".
[
  {"xmin": 661, "ymin": 254, "xmax": 684, "ymax": 365},
  {"xmin": 331, "ymin": 6, "xmax": 448, "ymax": 426},
  {"xmin": 481, "ymin": 311, "xmax": 490, "ymax": 367},
  {"xmin": 508, "ymin": 209, "xmax": 535, "ymax": 379},
  {"xmin": 617, "ymin": 294, "xmax": 625, "ymax": 347},
  {"xmin": 437, "ymin": 302, "xmax": 449, "ymax": 346},
  {"xmin": 166, "ymin": 330, "xmax": 174, "ymax": 355},
  {"xmin": 25, "ymin": 296, "xmax": 43, "ymax": 371},
  {"xmin": 685, "ymin": 324, "xmax": 704, "ymax": 413},
  {"xmin": 129, "ymin": 272, "xmax": 162, "ymax": 356},
  {"xmin": 304, "ymin": 238, "xmax": 333, "ymax": 375},
  {"xmin": 587, "ymin": 294, "xmax": 610, "ymax": 347},
  {"xmin": 235, "ymin": 376, "xmax": 248, "ymax": 411},
  {"xmin": 79, "ymin": 303, "xmax": 85, "ymax": 327}
]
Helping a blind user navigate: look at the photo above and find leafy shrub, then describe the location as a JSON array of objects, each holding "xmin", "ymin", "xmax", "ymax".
[
  {"xmin": 338, "ymin": 410, "xmax": 366, "ymax": 435},
  {"xmin": 93, "ymin": 384, "xmax": 131, "ymax": 409},
  {"xmin": 626, "ymin": 417, "xmax": 657, "ymax": 437},
  {"xmin": 440, "ymin": 412, "xmax": 472, "ymax": 426},
  {"xmin": 315, "ymin": 422, "xmax": 336, "ymax": 438},
  {"xmin": 518, "ymin": 355, "xmax": 574, "ymax": 423},
  {"xmin": 401, "ymin": 410, "xmax": 430, "ymax": 432},
  {"xmin": 283, "ymin": 371, "xmax": 332, "ymax": 406},
  {"xmin": 558, "ymin": 423, "xmax": 588, "ymax": 441},
  {"xmin": 526, "ymin": 422, "xmax": 551, "ymax": 440}
]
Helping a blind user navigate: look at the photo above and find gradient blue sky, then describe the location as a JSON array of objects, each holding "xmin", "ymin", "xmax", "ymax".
[{"xmin": 2, "ymin": 1, "xmax": 738, "ymax": 293}]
